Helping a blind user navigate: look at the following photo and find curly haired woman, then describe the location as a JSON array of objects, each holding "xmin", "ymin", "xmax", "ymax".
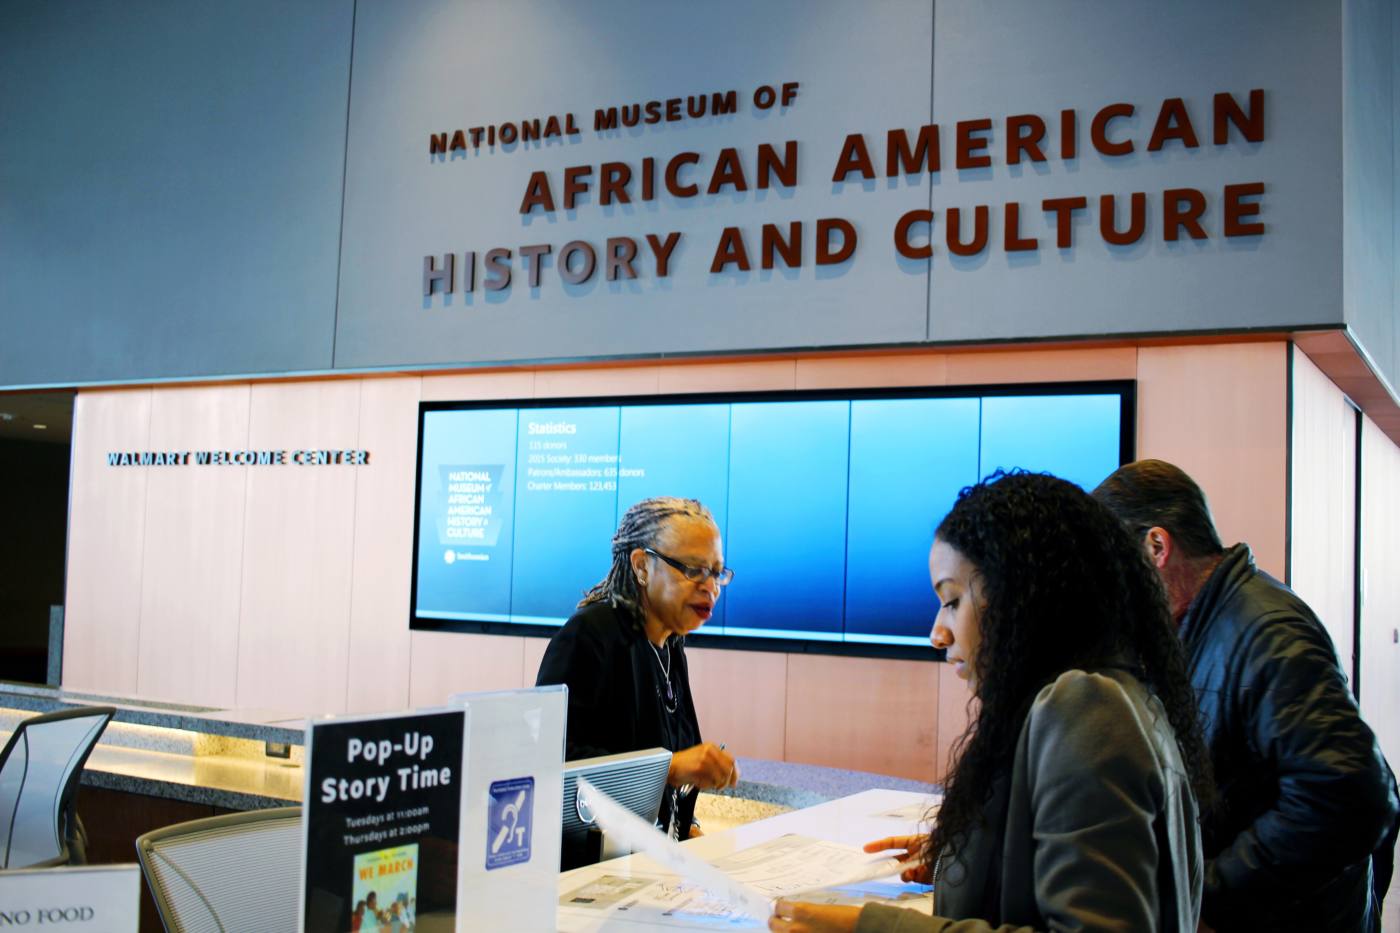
[{"xmin": 771, "ymin": 471, "xmax": 1212, "ymax": 933}]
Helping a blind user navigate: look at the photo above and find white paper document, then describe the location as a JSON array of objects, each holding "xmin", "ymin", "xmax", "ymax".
[
  {"xmin": 576, "ymin": 778, "xmax": 773, "ymax": 919},
  {"xmin": 561, "ymin": 871, "xmax": 756, "ymax": 928},
  {"xmin": 558, "ymin": 844, "xmax": 932, "ymax": 930},
  {"xmin": 711, "ymin": 834, "xmax": 908, "ymax": 898},
  {"xmin": 565, "ymin": 780, "xmax": 931, "ymax": 930},
  {"xmin": 872, "ymin": 796, "xmax": 941, "ymax": 823}
]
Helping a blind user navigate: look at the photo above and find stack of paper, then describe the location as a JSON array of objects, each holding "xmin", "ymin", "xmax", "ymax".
[{"xmin": 561, "ymin": 779, "xmax": 933, "ymax": 930}]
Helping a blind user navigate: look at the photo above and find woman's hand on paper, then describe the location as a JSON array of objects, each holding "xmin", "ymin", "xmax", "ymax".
[
  {"xmin": 863, "ymin": 835, "xmax": 932, "ymax": 884},
  {"xmin": 669, "ymin": 742, "xmax": 738, "ymax": 789},
  {"xmin": 768, "ymin": 901, "xmax": 861, "ymax": 933}
]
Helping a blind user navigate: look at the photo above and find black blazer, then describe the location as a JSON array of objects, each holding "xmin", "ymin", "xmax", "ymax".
[{"xmin": 535, "ymin": 600, "xmax": 702, "ymax": 839}]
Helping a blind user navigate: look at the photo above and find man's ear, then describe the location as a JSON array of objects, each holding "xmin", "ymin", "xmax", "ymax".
[{"xmin": 1144, "ymin": 526, "xmax": 1173, "ymax": 570}]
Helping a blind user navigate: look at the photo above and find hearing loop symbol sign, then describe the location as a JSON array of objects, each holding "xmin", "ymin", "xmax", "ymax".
[{"xmin": 486, "ymin": 776, "xmax": 534, "ymax": 869}]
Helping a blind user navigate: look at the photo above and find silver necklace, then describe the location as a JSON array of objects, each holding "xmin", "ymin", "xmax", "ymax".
[{"xmin": 649, "ymin": 640, "xmax": 677, "ymax": 714}]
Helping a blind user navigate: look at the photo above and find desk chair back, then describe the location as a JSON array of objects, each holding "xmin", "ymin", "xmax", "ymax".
[
  {"xmin": 135, "ymin": 807, "xmax": 302, "ymax": 933},
  {"xmin": 0, "ymin": 705, "xmax": 114, "ymax": 869}
]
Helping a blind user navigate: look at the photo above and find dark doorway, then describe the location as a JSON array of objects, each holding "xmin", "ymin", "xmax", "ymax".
[{"xmin": 0, "ymin": 391, "xmax": 74, "ymax": 685}]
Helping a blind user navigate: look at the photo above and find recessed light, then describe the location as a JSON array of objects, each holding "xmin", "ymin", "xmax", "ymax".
[{"xmin": 33, "ymin": 424, "xmax": 47, "ymax": 430}]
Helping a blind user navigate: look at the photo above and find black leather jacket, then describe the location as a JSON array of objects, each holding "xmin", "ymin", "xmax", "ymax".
[{"xmin": 1181, "ymin": 544, "xmax": 1398, "ymax": 932}]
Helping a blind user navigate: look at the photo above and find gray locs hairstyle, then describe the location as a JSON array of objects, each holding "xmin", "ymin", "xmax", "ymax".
[{"xmin": 578, "ymin": 496, "xmax": 717, "ymax": 619}]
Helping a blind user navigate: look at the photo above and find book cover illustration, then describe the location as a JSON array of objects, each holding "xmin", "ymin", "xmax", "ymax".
[
  {"xmin": 351, "ymin": 844, "xmax": 418, "ymax": 932},
  {"xmin": 302, "ymin": 711, "xmax": 463, "ymax": 933}
]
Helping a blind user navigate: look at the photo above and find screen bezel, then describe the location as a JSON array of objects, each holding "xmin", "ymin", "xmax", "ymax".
[{"xmin": 409, "ymin": 379, "xmax": 1136, "ymax": 660}]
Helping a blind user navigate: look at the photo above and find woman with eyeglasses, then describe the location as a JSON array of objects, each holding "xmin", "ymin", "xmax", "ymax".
[
  {"xmin": 770, "ymin": 472, "xmax": 1211, "ymax": 933},
  {"xmin": 536, "ymin": 496, "xmax": 739, "ymax": 851}
]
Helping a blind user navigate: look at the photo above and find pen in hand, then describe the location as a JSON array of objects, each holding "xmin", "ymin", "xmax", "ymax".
[{"xmin": 679, "ymin": 741, "xmax": 728, "ymax": 796}]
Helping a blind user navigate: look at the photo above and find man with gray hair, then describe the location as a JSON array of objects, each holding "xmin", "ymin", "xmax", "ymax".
[{"xmin": 1094, "ymin": 459, "xmax": 1397, "ymax": 932}]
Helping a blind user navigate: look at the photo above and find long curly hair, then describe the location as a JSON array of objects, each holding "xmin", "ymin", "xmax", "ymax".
[{"xmin": 926, "ymin": 471, "xmax": 1212, "ymax": 867}]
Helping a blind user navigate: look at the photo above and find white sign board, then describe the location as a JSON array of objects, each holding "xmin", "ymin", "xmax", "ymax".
[
  {"xmin": 0, "ymin": 864, "xmax": 139, "ymax": 932},
  {"xmin": 450, "ymin": 686, "xmax": 566, "ymax": 933}
]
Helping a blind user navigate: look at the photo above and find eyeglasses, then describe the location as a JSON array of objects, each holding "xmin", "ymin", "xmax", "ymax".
[{"xmin": 644, "ymin": 548, "xmax": 735, "ymax": 586}]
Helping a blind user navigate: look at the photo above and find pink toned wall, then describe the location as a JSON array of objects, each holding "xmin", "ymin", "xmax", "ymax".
[
  {"xmin": 1289, "ymin": 347, "xmax": 1359, "ymax": 673},
  {"xmin": 1359, "ymin": 415, "xmax": 1400, "ymax": 779},
  {"xmin": 1288, "ymin": 355, "xmax": 1399, "ymax": 931},
  {"xmin": 1357, "ymin": 414, "xmax": 1400, "ymax": 924},
  {"xmin": 1287, "ymin": 351, "xmax": 1400, "ymax": 760},
  {"xmin": 63, "ymin": 341, "xmax": 1293, "ymax": 782}
]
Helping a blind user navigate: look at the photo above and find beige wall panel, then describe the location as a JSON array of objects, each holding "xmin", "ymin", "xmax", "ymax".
[
  {"xmin": 784, "ymin": 654, "xmax": 939, "ymax": 782},
  {"xmin": 795, "ymin": 353, "xmax": 948, "ymax": 390},
  {"xmin": 685, "ymin": 646, "xmax": 787, "ymax": 761},
  {"xmin": 407, "ymin": 631, "xmax": 525, "ymax": 706},
  {"xmin": 234, "ymin": 381, "xmax": 361, "ymax": 714},
  {"xmin": 63, "ymin": 389, "xmax": 152, "ymax": 694},
  {"xmin": 534, "ymin": 366, "xmax": 661, "ymax": 398},
  {"xmin": 936, "ymin": 664, "xmax": 975, "ymax": 784},
  {"xmin": 134, "ymin": 384, "xmax": 251, "ymax": 706},
  {"xmin": 657, "ymin": 360, "xmax": 797, "ymax": 395},
  {"xmin": 945, "ymin": 347, "xmax": 1137, "ymax": 386},
  {"xmin": 522, "ymin": 635, "xmax": 550, "ymax": 688},
  {"xmin": 420, "ymin": 370, "xmax": 535, "ymax": 402},
  {"xmin": 345, "ymin": 376, "xmax": 422, "ymax": 714},
  {"xmin": 1359, "ymin": 417, "xmax": 1400, "ymax": 776},
  {"xmin": 1137, "ymin": 343, "xmax": 1289, "ymax": 578},
  {"xmin": 1288, "ymin": 348, "xmax": 1357, "ymax": 672}
]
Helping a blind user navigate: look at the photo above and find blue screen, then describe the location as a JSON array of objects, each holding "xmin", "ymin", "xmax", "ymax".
[
  {"xmin": 844, "ymin": 398, "xmax": 981, "ymax": 644},
  {"xmin": 413, "ymin": 389, "xmax": 1127, "ymax": 647},
  {"xmin": 724, "ymin": 401, "xmax": 850, "ymax": 641}
]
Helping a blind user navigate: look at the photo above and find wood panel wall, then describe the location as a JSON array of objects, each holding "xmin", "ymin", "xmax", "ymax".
[
  {"xmin": 1136, "ymin": 342, "xmax": 1289, "ymax": 578},
  {"xmin": 1358, "ymin": 415, "xmax": 1400, "ymax": 928},
  {"xmin": 64, "ymin": 389, "xmax": 150, "ymax": 697},
  {"xmin": 63, "ymin": 342, "xmax": 1296, "ymax": 781},
  {"xmin": 1359, "ymin": 415, "xmax": 1400, "ymax": 772},
  {"xmin": 1289, "ymin": 347, "xmax": 1359, "ymax": 675}
]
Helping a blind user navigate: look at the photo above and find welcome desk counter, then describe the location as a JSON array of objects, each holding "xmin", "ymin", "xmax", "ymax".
[
  {"xmin": 3, "ymin": 682, "xmax": 936, "ymax": 930},
  {"xmin": 0, "ymin": 681, "xmax": 305, "ymax": 812},
  {"xmin": 0, "ymin": 681, "xmax": 936, "ymax": 818}
]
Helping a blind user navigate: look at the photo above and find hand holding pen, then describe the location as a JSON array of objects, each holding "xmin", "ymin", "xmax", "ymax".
[{"xmin": 670, "ymin": 741, "xmax": 738, "ymax": 791}]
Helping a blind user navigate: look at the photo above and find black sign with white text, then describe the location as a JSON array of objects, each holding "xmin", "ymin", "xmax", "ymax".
[{"xmin": 302, "ymin": 711, "xmax": 464, "ymax": 933}]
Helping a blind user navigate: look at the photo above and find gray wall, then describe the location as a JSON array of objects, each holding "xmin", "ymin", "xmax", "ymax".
[
  {"xmin": 1343, "ymin": 0, "xmax": 1399, "ymax": 394},
  {"xmin": 2, "ymin": 0, "xmax": 1389, "ymax": 390},
  {"xmin": 0, "ymin": 0, "xmax": 353, "ymax": 386},
  {"xmin": 926, "ymin": 1, "xmax": 1343, "ymax": 344}
]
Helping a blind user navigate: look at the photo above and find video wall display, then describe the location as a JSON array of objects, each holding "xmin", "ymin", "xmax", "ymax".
[{"xmin": 411, "ymin": 384, "xmax": 1132, "ymax": 650}]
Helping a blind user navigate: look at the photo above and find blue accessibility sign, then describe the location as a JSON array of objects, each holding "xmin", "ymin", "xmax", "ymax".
[{"xmin": 486, "ymin": 776, "xmax": 534, "ymax": 870}]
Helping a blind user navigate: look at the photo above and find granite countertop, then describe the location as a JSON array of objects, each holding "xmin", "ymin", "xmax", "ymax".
[
  {"xmin": 0, "ymin": 681, "xmax": 304, "ymax": 745},
  {"xmin": 3, "ymin": 681, "xmax": 937, "ymax": 815},
  {"xmin": 718, "ymin": 757, "xmax": 938, "ymax": 810},
  {"xmin": 81, "ymin": 744, "xmax": 303, "ymax": 811},
  {"xmin": 1, "ymin": 680, "xmax": 307, "ymax": 810}
]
